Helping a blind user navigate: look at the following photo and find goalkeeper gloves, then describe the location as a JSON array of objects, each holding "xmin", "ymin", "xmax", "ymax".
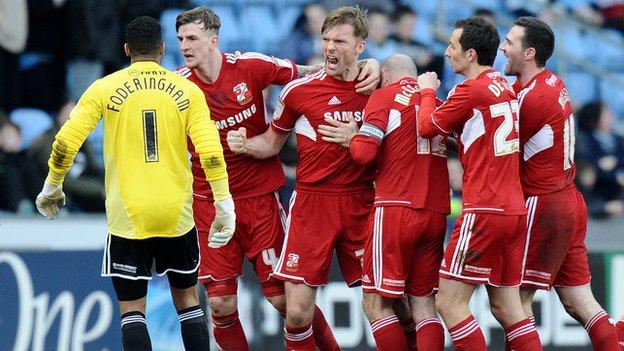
[
  {"xmin": 35, "ymin": 182, "xmax": 66, "ymax": 220},
  {"xmin": 209, "ymin": 198, "xmax": 236, "ymax": 248}
]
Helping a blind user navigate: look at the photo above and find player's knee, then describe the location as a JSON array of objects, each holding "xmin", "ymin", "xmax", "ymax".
[
  {"xmin": 488, "ymin": 301, "xmax": 509, "ymax": 324},
  {"xmin": 209, "ymin": 295, "xmax": 237, "ymax": 316},
  {"xmin": 267, "ymin": 295, "xmax": 286, "ymax": 316},
  {"xmin": 435, "ymin": 291, "xmax": 453, "ymax": 316},
  {"xmin": 286, "ymin": 302, "xmax": 314, "ymax": 327}
]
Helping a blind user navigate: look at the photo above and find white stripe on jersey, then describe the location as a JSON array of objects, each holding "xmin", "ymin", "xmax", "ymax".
[
  {"xmin": 517, "ymin": 79, "xmax": 536, "ymax": 108},
  {"xmin": 460, "ymin": 109, "xmax": 485, "ymax": 153},
  {"xmin": 176, "ymin": 67, "xmax": 191, "ymax": 78},
  {"xmin": 279, "ymin": 70, "xmax": 326, "ymax": 101},
  {"xmin": 523, "ymin": 124, "xmax": 553, "ymax": 161},
  {"xmin": 294, "ymin": 115, "xmax": 316, "ymax": 141},
  {"xmin": 386, "ymin": 109, "xmax": 402, "ymax": 135}
]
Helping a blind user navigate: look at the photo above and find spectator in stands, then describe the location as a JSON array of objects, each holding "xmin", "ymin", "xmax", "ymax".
[
  {"xmin": 28, "ymin": 100, "xmax": 105, "ymax": 213},
  {"xmin": 276, "ymin": 3, "xmax": 327, "ymax": 64},
  {"xmin": 14, "ymin": 0, "xmax": 68, "ymax": 113},
  {"xmin": 388, "ymin": 5, "xmax": 444, "ymax": 80},
  {"xmin": 0, "ymin": 0, "xmax": 27, "ymax": 112},
  {"xmin": 363, "ymin": 8, "xmax": 396, "ymax": 61},
  {"xmin": 598, "ymin": 0, "xmax": 624, "ymax": 32},
  {"xmin": 0, "ymin": 110, "xmax": 34, "ymax": 214},
  {"xmin": 577, "ymin": 101, "xmax": 624, "ymax": 218}
]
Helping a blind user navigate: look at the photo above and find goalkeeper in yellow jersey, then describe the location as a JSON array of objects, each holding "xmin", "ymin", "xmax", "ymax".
[{"xmin": 34, "ymin": 15, "xmax": 233, "ymax": 351}]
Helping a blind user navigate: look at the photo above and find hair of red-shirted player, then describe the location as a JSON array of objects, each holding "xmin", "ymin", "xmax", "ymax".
[
  {"xmin": 125, "ymin": 16, "xmax": 163, "ymax": 57},
  {"xmin": 321, "ymin": 6, "xmax": 369, "ymax": 41},
  {"xmin": 175, "ymin": 6, "xmax": 221, "ymax": 35},
  {"xmin": 454, "ymin": 17, "xmax": 499, "ymax": 67},
  {"xmin": 513, "ymin": 16, "xmax": 555, "ymax": 68}
]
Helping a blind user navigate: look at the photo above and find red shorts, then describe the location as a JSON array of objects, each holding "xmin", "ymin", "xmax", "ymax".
[
  {"xmin": 274, "ymin": 189, "xmax": 374, "ymax": 287},
  {"xmin": 362, "ymin": 207, "xmax": 446, "ymax": 298},
  {"xmin": 440, "ymin": 212, "xmax": 527, "ymax": 287},
  {"xmin": 194, "ymin": 191, "xmax": 286, "ymax": 297},
  {"xmin": 521, "ymin": 187, "xmax": 590, "ymax": 290}
]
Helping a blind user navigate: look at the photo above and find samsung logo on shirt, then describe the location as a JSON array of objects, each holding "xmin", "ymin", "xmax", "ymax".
[{"xmin": 214, "ymin": 104, "xmax": 258, "ymax": 130}]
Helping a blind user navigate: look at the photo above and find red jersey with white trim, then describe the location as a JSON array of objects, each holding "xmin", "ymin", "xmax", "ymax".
[
  {"xmin": 271, "ymin": 69, "xmax": 374, "ymax": 192},
  {"xmin": 352, "ymin": 77, "xmax": 450, "ymax": 213},
  {"xmin": 177, "ymin": 52, "xmax": 297, "ymax": 201},
  {"xmin": 418, "ymin": 69, "xmax": 526, "ymax": 215},
  {"xmin": 513, "ymin": 70, "xmax": 576, "ymax": 196}
]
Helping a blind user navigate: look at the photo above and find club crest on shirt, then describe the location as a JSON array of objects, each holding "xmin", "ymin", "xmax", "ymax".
[
  {"xmin": 233, "ymin": 82, "xmax": 253, "ymax": 105},
  {"xmin": 285, "ymin": 253, "xmax": 299, "ymax": 272}
]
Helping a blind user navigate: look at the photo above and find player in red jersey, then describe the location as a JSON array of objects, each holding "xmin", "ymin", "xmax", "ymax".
[
  {"xmin": 227, "ymin": 7, "xmax": 375, "ymax": 350},
  {"xmin": 322, "ymin": 53, "xmax": 450, "ymax": 351},
  {"xmin": 500, "ymin": 16, "xmax": 620, "ymax": 351},
  {"xmin": 417, "ymin": 17, "xmax": 542, "ymax": 351},
  {"xmin": 175, "ymin": 7, "xmax": 379, "ymax": 351}
]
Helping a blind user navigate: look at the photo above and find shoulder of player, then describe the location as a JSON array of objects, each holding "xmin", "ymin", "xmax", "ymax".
[
  {"xmin": 279, "ymin": 69, "xmax": 326, "ymax": 99},
  {"xmin": 224, "ymin": 51, "xmax": 285, "ymax": 69}
]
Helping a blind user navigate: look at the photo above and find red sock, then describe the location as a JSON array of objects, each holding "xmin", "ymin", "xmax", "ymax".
[
  {"xmin": 585, "ymin": 310, "xmax": 620, "ymax": 351},
  {"xmin": 400, "ymin": 318, "xmax": 416, "ymax": 351},
  {"xmin": 416, "ymin": 317, "xmax": 444, "ymax": 351},
  {"xmin": 312, "ymin": 305, "xmax": 340, "ymax": 351},
  {"xmin": 505, "ymin": 318, "xmax": 542, "ymax": 351},
  {"xmin": 285, "ymin": 324, "xmax": 316, "ymax": 351},
  {"xmin": 370, "ymin": 315, "xmax": 408, "ymax": 351},
  {"xmin": 616, "ymin": 317, "xmax": 624, "ymax": 348},
  {"xmin": 448, "ymin": 315, "xmax": 486, "ymax": 351},
  {"xmin": 212, "ymin": 311, "xmax": 249, "ymax": 351}
]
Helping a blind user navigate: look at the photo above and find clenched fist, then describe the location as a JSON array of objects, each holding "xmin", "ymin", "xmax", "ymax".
[
  {"xmin": 227, "ymin": 127, "xmax": 247, "ymax": 154},
  {"xmin": 417, "ymin": 71, "xmax": 441, "ymax": 91}
]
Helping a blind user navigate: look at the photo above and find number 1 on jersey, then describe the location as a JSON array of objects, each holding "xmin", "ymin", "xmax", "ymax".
[
  {"xmin": 142, "ymin": 110, "xmax": 159, "ymax": 163},
  {"xmin": 563, "ymin": 114, "xmax": 575, "ymax": 170}
]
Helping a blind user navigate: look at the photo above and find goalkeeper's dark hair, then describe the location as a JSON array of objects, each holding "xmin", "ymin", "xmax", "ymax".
[
  {"xmin": 514, "ymin": 16, "xmax": 555, "ymax": 67},
  {"xmin": 125, "ymin": 16, "xmax": 162, "ymax": 56},
  {"xmin": 454, "ymin": 17, "xmax": 499, "ymax": 67},
  {"xmin": 176, "ymin": 7, "xmax": 221, "ymax": 35}
]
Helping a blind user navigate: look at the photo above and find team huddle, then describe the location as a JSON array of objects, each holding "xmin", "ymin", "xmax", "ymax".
[{"xmin": 33, "ymin": 4, "xmax": 624, "ymax": 351}]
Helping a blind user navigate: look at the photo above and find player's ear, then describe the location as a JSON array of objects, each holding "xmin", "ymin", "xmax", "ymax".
[
  {"xmin": 159, "ymin": 42, "xmax": 165, "ymax": 57},
  {"xmin": 524, "ymin": 47, "xmax": 536, "ymax": 62},
  {"xmin": 123, "ymin": 43, "xmax": 131, "ymax": 58},
  {"xmin": 355, "ymin": 39, "xmax": 366, "ymax": 55},
  {"xmin": 466, "ymin": 48, "xmax": 477, "ymax": 63},
  {"xmin": 210, "ymin": 35, "xmax": 219, "ymax": 50}
]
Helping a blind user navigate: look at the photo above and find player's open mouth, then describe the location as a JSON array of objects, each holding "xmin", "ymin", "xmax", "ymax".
[{"xmin": 326, "ymin": 56, "xmax": 338, "ymax": 67}]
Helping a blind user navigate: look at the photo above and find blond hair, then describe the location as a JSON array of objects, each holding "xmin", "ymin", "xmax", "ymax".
[{"xmin": 321, "ymin": 6, "xmax": 369, "ymax": 40}]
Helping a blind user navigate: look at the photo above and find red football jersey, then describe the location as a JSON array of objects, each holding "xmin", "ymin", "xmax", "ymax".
[
  {"xmin": 271, "ymin": 69, "xmax": 374, "ymax": 192},
  {"xmin": 177, "ymin": 52, "xmax": 297, "ymax": 200},
  {"xmin": 514, "ymin": 70, "xmax": 576, "ymax": 196},
  {"xmin": 352, "ymin": 77, "xmax": 450, "ymax": 214},
  {"xmin": 419, "ymin": 69, "xmax": 526, "ymax": 215}
]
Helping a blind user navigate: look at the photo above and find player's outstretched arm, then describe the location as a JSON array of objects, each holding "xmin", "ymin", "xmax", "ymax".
[{"xmin": 227, "ymin": 127, "xmax": 288, "ymax": 159}]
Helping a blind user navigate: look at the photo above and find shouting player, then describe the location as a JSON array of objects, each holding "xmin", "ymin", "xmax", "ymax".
[
  {"xmin": 227, "ymin": 6, "xmax": 375, "ymax": 350},
  {"xmin": 175, "ymin": 6, "xmax": 379, "ymax": 350}
]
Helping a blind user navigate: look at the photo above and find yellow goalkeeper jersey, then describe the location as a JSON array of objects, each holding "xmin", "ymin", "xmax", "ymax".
[{"xmin": 47, "ymin": 61, "xmax": 229, "ymax": 239}]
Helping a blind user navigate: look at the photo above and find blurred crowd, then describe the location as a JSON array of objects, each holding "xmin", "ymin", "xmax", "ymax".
[{"xmin": 1, "ymin": 0, "xmax": 623, "ymax": 218}]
